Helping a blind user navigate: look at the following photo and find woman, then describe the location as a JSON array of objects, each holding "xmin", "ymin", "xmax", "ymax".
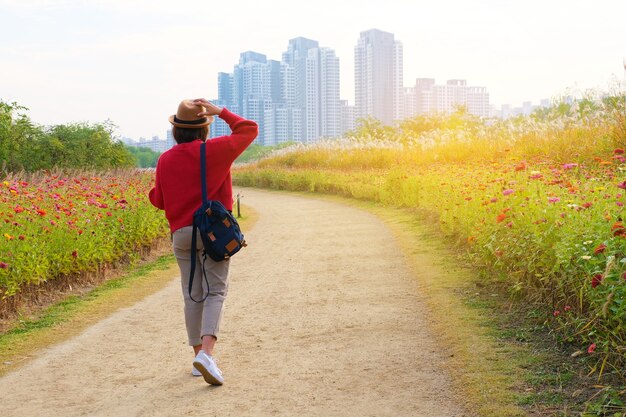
[{"xmin": 149, "ymin": 98, "xmax": 258, "ymax": 385}]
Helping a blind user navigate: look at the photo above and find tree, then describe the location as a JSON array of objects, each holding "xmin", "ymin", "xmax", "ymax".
[{"xmin": 0, "ymin": 100, "xmax": 136, "ymax": 172}]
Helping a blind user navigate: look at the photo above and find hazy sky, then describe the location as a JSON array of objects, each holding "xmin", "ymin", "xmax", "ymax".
[{"xmin": 1, "ymin": 0, "xmax": 625, "ymax": 139}]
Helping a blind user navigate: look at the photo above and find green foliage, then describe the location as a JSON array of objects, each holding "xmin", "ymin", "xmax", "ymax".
[
  {"xmin": 125, "ymin": 145, "xmax": 161, "ymax": 168},
  {"xmin": 235, "ymin": 142, "xmax": 296, "ymax": 164},
  {"xmin": 0, "ymin": 101, "xmax": 135, "ymax": 172},
  {"xmin": 346, "ymin": 116, "xmax": 398, "ymax": 141}
]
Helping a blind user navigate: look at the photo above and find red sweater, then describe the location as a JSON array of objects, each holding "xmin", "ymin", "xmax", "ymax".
[{"xmin": 148, "ymin": 108, "xmax": 258, "ymax": 232}]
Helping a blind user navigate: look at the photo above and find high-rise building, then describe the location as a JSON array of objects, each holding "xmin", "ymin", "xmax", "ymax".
[
  {"xmin": 415, "ymin": 78, "xmax": 435, "ymax": 115},
  {"xmin": 232, "ymin": 51, "xmax": 271, "ymax": 144},
  {"xmin": 354, "ymin": 29, "xmax": 403, "ymax": 125},
  {"xmin": 410, "ymin": 78, "xmax": 489, "ymax": 118},
  {"xmin": 214, "ymin": 39, "xmax": 339, "ymax": 146},
  {"xmin": 166, "ymin": 129, "xmax": 175, "ymax": 148},
  {"xmin": 281, "ymin": 37, "xmax": 341, "ymax": 143},
  {"xmin": 340, "ymin": 100, "xmax": 356, "ymax": 135},
  {"xmin": 467, "ymin": 86, "xmax": 489, "ymax": 118},
  {"xmin": 282, "ymin": 37, "xmax": 319, "ymax": 143},
  {"xmin": 318, "ymin": 47, "xmax": 341, "ymax": 139},
  {"xmin": 208, "ymin": 99, "xmax": 230, "ymax": 139},
  {"xmin": 401, "ymin": 87, "xmax": 416, "ymax": 120}
]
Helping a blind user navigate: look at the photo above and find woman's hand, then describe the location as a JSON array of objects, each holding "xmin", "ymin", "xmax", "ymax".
[{"xmin": 193, "ymin": 98, "xmax": 223, "ymax": 117}]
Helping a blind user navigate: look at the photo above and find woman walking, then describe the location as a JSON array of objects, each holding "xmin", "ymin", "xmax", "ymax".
[{"xmin": 149, "ymin": 98, "xmax": 258, "ymax": 385}]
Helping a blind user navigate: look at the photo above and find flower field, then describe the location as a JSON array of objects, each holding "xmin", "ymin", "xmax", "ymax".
[
  {"xmin": 234, "ymin": 99, "xmax": 626, "ymax": 377},
  {"xmin": 0, "ymin": 170, "xmax": 168, "ymax": 306}
]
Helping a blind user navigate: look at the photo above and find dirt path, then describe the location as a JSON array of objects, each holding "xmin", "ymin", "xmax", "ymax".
[{"xmin": 0, "ymin": 188, "xmax": 467, "ymax": 417}]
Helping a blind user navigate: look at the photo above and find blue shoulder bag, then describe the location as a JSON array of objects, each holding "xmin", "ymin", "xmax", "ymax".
[{"xmin": 189, "ymin": 142, "xmax": 247, "ymax": 302}]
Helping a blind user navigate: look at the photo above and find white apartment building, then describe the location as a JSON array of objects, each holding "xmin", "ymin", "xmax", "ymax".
[
  {"xmin": 280, "ymin": 37, "xmax": 341, "ymax": 144},
  {"xmin": 467, "ymin": 87, "xmax": 490, "ymax": 118},
  {"xmin": 411, "ymin": 78, "xmax": 490, "ymax": 118},
  {"xmin": 340, "ymin": 100, "xmax": 356, "ymax": 135},
  {"xmin": 354, "ymin": 29, "xmax": 404, "ymax": 125},
  {"xmin": 319, "ymin": 47, "xmax": 341, "ymax": 139}
]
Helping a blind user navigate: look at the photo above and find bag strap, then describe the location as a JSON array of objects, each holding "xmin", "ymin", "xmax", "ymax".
[
  {"xmin": 188, "ymin": 142, "xmax": 210, "ymax": 303},
  {"xmin": 200, "ymin": 141, "xmax": 208, "ymax": 204}
]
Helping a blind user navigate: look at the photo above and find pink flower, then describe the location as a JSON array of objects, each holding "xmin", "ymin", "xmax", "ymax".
[
  {"xmin": 588, "ymin": 343, "xmax": 597, "ymax": 353},
  {"xmin": 618, "ymin": 181, "xmax": 626, "ymax": 189},
  {"xmin": 548, "ymin": 197, "xmax": 560, "ymax": 204},
  {"xmin": 0, "ymin": 262, "xmax": 8, "ymax": 269},
  {"xmin": 562, "ymin": 163, "xmax": 578, "ymax": 170},
  {"xmin": 553, "ymin": 310, "xmax": 560, "ymax": 317},
  {"xmin": 502, "ymin": 189, "xmax": 514, "ymax": 196},
  {"xmin": 564, "ymin": 305, "xmax": 572, "ymax": 311}
]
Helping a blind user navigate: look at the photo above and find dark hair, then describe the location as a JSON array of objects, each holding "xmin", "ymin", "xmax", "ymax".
[{"xmin": 172, "ymin": 126, "xmax": 208, "ymax": 144}]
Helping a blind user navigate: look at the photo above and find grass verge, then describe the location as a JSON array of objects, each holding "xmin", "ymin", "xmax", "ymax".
[{"xmin": 0, "ymin": 204, "xmax": 258, "ymax": 377}]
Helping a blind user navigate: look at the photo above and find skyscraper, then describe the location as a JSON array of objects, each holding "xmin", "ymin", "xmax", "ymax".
[
  {"xmin": 233, "ymin": 51, "xmax": 271, "ymax": 144},
  {"xmin": 319, "ymin": 47, "xmax": 341, "ymax": 138},
  {"xmin": 354, "ymin": 29, "xmax": 404, "ymax": 125},
  {"xmin": 212, "ymin": 37, "xmax": 339, "ymax": 145},
  {"xmin": 280, "ymin": 37, "xmax": 340, "ymax": 143}
]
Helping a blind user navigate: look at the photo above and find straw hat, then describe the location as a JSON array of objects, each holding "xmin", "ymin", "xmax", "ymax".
[{"xmin": 168, "ymin": 99, "xmax": 214, "ymax": 128}]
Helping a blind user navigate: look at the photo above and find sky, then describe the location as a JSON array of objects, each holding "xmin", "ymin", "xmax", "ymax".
[{"xmin": 1, "ymin": 0, "xmax": 625, "ymax": 140}]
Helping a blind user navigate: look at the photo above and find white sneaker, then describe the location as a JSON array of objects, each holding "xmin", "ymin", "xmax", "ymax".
[
  {"xmin": 193, "ymin": 351, "xmax": 224, "ymax": 385},
  {"xmin": 192, "ymin": 367, "xmax": 202, "ymax": 377}
]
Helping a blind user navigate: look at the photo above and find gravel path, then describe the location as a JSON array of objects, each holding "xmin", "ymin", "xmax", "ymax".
[{"xmin": 0, "ymin": 188, "xmax": 467, "ymax": 417}]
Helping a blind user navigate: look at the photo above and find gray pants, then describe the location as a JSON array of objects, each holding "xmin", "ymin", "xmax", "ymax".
[{"xmin": 172, "ymin": 226, "xmax": 230, "ymax": 346}]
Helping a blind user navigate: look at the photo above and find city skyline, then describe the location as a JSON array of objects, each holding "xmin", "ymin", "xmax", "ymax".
[{"xmin": 1, "ymin": 0, "xmax": 624, "ymax": 139}]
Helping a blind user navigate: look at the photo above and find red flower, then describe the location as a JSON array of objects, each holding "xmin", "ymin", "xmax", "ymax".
[
  {"xmin": 618, "ymin": 181, "xmax": 626, "ymax": 189},
  {"xmin": 553, "ymin": 310, "xmax": 560, "ymax": 317},
  {"xmin": 496, "ymin": 213, "xmax": 507, "ymax": 223},
  {"xmin": 593, "ymin": 243, "xmax": 607, "ymax": 254},
  {"xmin": 582, "ymin": 202, "xmax": 593, "ymax": 209},
  {"xmin": 0, "ymin": 262, "xmax": 8, "ymax": 269},
  {"xmin": 588, "ymin": 343, "xmax": 597, "ymax": 353},
  {"xmin": 614, "ymin": 148, "xmax": 625, "ymax": 154},
  {"xmin": 612, "ymin": 222, "xmax": 626, "ymax": 237},
  {"xmin": 72, "ymin": 250, "xmax": 78, "ymax": 258},
  {"xmin": 514, "ymin": 162, "xmax": 526, "ymax": 171},
  {"xmin": 36, "ymin": 209, "xmax": 46, "ymax": 216},
  {"xmin": 591, "ymin": 274, "xmax": 603, "ymax": 288}
]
